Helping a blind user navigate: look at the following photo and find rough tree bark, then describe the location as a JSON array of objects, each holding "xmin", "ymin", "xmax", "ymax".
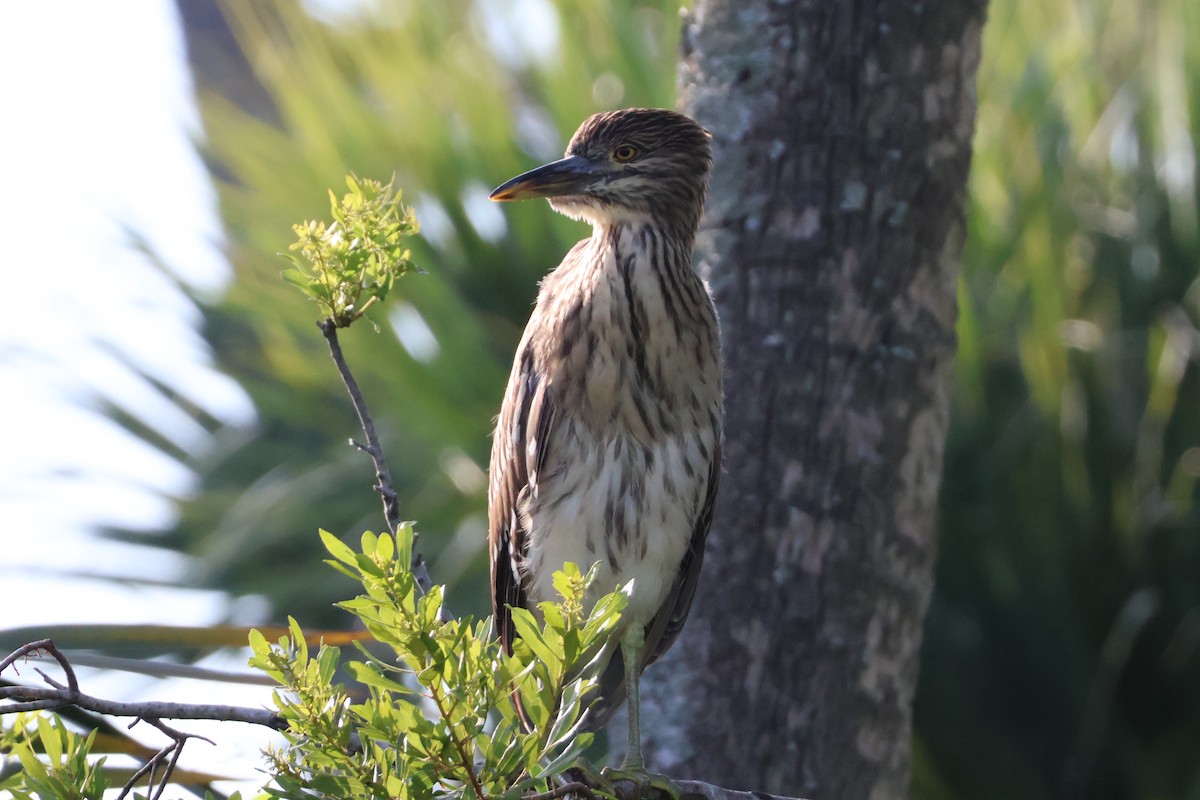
[{"xmin": 638, "ymin": 2, "xmax": 988, "ymax": 799}]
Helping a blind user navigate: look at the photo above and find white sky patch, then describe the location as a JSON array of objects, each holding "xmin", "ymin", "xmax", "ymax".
[
  {"xmin": 413, "ymin": 193, "xmax": 456, "ymax": 251},
  {"xmin": 301, "ymin": 0, "xmax": 378, "ymax": 23},
  {"xmin": 472, "ymin": 0, "xmax": 560, "ymax": 69},
  {"xmin": 461, "ymin": 181, "xmax": 508, "ymax": 243},
  {"xmin": 0, "ymin": 4, "xmax": 305, "ymax": 793},
  {"xmin": 390, "ymin": 301, "xmax": 441, "ymax": 363},
  {"xmin": 515, "ymin": 103, "xmax": 565, "ymax": 161},
  {"xmin": 0, "ymin": 0, "xmax": 254, "ymax": 616}
]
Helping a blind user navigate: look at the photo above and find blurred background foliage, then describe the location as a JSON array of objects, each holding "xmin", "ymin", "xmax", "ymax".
[
  {"xmin": 108, "ymin": 0, "xmax": 1200, "ymax": 797},
  {"xmin": 918, "ymin": 0, "xmax": 1200, "ymax": 798}
]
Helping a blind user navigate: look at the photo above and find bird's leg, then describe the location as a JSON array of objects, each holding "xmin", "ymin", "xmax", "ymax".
[
  {"xmin": 595, "ymin": 626, "xmax": 682, "ymax": 800},
  {"xmin": 620, "ymin": 625, "xmax": 646, "ymax": 771}
]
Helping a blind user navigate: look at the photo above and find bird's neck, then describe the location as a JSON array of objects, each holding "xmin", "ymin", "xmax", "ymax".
[
  {"xmin": 591, "ymin": 218, "xmax": 696, "ymax": 273},
  {"xmin": 575, "ymin": 197, "xmax": 701, "ymax": 244}
]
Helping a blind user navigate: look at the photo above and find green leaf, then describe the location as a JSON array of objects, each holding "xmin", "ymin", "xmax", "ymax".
[
  {"xmin": 346, "ymin": 662, "xmax": 413, "ymax": 694},
  {"xmin": 316, "ymin": 645, "xmax": 340, "ymax": 683},
  {"xmin": 287, "ymin": 616, "xmax": 307, "ymax": 662},
  {"xmin": 319, "ymin": 529, "xmax": 357, "ymax": 566},
  {"xmin": 396, "ymin": 521, "xmax": 414, "ymax": 574},
  {"xmin": 247, "ymin": 627, "xmax": 268, "ymax": 655},
  {"xmin": 509, "ymin": 607, "xmax": 561, "ymax": 674},
  {"xmin": 36, "ymin": 715, "xmax": 62, "ymax": 766},
  {"xmin": 375, "ymin": 531, "xmax": 395, "ymax": 562},
  {"xmin": 540, "ymin": 602, "xmax": 566, "ymax": 633}
]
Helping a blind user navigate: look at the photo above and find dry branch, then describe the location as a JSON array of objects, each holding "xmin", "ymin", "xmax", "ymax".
[
  {"xmin": 318, "ymin": 317, "xmax": 435, "ymax": 596},
  {"xmin": 2, "ymin": 641, "xmax": 278, "ymax": 728}
]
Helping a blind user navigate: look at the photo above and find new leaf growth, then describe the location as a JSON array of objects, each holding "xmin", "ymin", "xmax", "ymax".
[
  {"xmin": 249, "ymin": 525, "xmax": 626, "ymax": 800},
  {"xmin": 284, "ymin": 175, "xmax": 420, "ymax": 327}
]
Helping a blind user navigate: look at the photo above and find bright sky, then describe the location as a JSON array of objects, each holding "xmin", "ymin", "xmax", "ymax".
[
  {"xmin": 0, "ymin": 0, "xmax": 272, "ymax": 788},
  {"xmin": 0, "ymin": 1, "xmax": 255, "ymax": 623},
  {"xmin": 0, "ymin": 0, "xmax": 561, "ymax": 790}
]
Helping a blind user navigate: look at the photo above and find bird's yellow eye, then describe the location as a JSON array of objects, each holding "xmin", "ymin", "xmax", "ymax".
[{"xmin": 613, "ymin": 144, "xmax": 639, "ymax": 163}]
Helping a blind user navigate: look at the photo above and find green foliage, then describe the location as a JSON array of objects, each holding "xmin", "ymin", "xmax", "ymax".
[
  {"xmin": 0, "ymin": 715, "xmax": 254, "ymax": 799},
  {"xmin": 248, "ymin": 526, "xmax": 625, "ymax": 800},
  {"xmin": 0, "ymin": 714, "xmax": 109, "ymax": 800},
  {"xmin": 0, "ymin": 707, "xmax": 260, "ymax": 798},
  {"xmin": 0, "ymin": 529, "xmax": 623, "ymax": 799},
  {"xmin": 283, "ymin": 175, "xmax": 419, "ymax": 328}
]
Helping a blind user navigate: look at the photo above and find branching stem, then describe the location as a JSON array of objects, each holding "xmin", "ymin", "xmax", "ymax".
[
  {"xmin": 1, "ymin": 640, "xmax": 287, "ymax": 796},
  {"xmin": 318, "ymin": 317, "xmax": 435, "ymax": 597},
  {"xmin": 0, "ymin": 641, "xmax": 285, "ymax": 730},
  {"xmin": 428, "ymin": 681, "xmax": 488, "ymax": 800}
]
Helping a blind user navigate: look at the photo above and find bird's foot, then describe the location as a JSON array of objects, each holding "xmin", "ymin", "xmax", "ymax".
[
  {"xmin": 563, "ymin": 758, "xmax": 681, "ymax": 800},
  {"xmin": 599, "ymin": 764, "xmax": 682, "ymax": 800}
]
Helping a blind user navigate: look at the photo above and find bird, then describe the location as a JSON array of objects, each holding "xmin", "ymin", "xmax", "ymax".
[{"xmin": 487, "ymin": 107, "xmax": 722, "ymax": 775}]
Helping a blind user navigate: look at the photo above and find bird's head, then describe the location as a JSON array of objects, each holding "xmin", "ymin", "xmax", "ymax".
[{"xmin": 490, "ymin": 108, "xmax": 712, "ymax": 235}]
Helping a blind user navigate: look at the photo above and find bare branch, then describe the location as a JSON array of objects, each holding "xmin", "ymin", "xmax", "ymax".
[
  {"xmin": 1, "ymin": 699, "xmax": 64, "ymax": 713},
  {"xmin": 1, "ymin": 640, "xmax": 78, "ymax": 693},
  {"xmin": 318, "ymin": 319, "xmax": 400, "ymax": 530},
  {"xmin": 116, "ymin": 718, "xmax": 216, "ymax": 800},
  {"xmin": 0, "ymin": 683, "xmax": 285, "ymax": 729},
  {"xmin": 558, "ymin": 762, "xmax": 811, "ymax": 800},
  {"xmin": 1, "ymin": 640, "xmax": 285, "ymax": 796},
  {"xmin": 318, "ymin": 318, "xmax": 435, "ymax": 596},
  {"xmin": 34, "ymin": 668, "xmax": 69, "ymax": 691},
  {"xmin": 1, "ymin": 641, "xmax": 283, "ymax": 729}
]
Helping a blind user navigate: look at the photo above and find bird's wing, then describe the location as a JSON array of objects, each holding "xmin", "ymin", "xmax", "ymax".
[{"xmin": 488, "ymin": 345, "xmax": 554, "ymax": 653}]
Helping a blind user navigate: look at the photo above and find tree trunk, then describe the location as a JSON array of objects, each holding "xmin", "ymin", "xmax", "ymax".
[{"xmin": 640, "ymin": 2, "xmax": 987, "ymax": 798}]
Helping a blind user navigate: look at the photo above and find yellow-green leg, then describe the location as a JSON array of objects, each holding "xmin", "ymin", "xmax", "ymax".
[
  {"xmin": 620, "ymin": 625, "xmax": 646, "ymax": 770},
  {"xmin": 598, "ymin": 626, "xmax": 681, "ymax": 799}
]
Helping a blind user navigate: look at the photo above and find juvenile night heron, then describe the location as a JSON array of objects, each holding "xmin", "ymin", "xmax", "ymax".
[{"xmin": 488, "ymin": 108, "xmax": 722, "ymax": 774}]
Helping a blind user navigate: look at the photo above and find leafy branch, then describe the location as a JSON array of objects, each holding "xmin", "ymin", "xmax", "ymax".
[
  {"xmin": 249, "ymin": 526, "xmax": 625, "ymax": 800},
  {"xmin": 283, "ymin": 174, "xmax": 418, "ymax": 329},
  {"xmin": 284, "ymin": 173, "xmax": 433, "ymax": 593},
  {"xmin": 0, "ymin": 530, "xmax": 625, "ymax": 800},
  {"xmin": 0, "ymin": 640, "xmax": 282, "ymax": 799}
]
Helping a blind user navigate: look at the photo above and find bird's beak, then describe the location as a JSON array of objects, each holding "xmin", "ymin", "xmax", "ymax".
[{"xmin": 490, "ymin": 155, "xmax": 604, "ymax": 202}]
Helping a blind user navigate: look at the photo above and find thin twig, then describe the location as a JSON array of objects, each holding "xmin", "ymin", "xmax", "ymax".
[
  {"xmin": 143, "ymin": 717, "xmax": 217, "ymax": 749},
  {"xmin": 116, "ymin": 718, "xmax": 216, "ymax": 800},
  {"xmin": 318, "ymin": 319, "xmax": 401, "ymax": 532},
  {"xmin": 117, "ymin": 732, "xmax": 170, "ymax": 800},
  {"xmin": 427, "ymin": 682, "xmax": 487, "ymax": 800},
  {"xmin": 318, "ymin": 317, "xmax": 435, "ymax": 596},
  {"xmin": 1, "ymin": 640, "xmax": 78, "ymax": 693},
  {"xmin": 675, "ymin": 781, "xmax": 811, "ymax": 800},
  {"xmin": 156, "ymin": 733, "xmax": 185, "ymax": 800},
  {"xmin": 34, "ymin": 668, "xmax": 68, "ymax": 691},
  {"xmin": 2, "ymin": 640, "xmax": 285, "ymax": 796}
]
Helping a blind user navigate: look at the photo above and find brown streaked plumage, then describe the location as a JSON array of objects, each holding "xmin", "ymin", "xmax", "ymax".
[{"xmin": 488, "ymin": 108, "xmax": 721, "ymax": 771}]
